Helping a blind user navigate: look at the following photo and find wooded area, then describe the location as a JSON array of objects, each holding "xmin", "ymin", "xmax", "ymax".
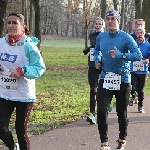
[{"xmin": 0, "ymin": 0, "xmax": 150, "ymax": 48}]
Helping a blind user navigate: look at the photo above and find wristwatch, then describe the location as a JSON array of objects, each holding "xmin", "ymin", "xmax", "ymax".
[{"xmin": 122, "ymin": 53, "xmax": 126, "ymax": 59}]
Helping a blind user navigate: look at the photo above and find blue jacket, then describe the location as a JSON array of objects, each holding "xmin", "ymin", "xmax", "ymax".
[
  {"xmin": 94, "ymin": 30, "xmax": 143, "ymax": 83},
  {"xmin": 130, "ymin": 40, "xmax": 150, "ymax": 74}
]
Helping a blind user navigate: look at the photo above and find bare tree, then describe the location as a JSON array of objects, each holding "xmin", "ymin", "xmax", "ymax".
[
  {"xmin": 135, "ymin": 0, "xmax": 143, "ymax": 19},
  {"xmin": 0, "ymin": 0, "xmax": 8, "ymax": 37},
  {"xmin": 101, "ymin": 0, "xmax": 107, "ymax": 20},
  {"xmin": 142, "ymin": 0, "xmax": 150, "ymax": 32},
  {"xmin": 32, "ymin": 0, "xmax": 41, "ymax": 50}
]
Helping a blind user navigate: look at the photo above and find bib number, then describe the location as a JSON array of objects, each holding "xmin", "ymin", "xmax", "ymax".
[
  {"xmin": 90, "ymin": 48, "xmax": 94, "ymax": 61},
  {"xmin": 0, "ymin": 71, "xmax": 18, "ymax": 89},
  {"xmin": 133, "ymin": 61, "xmax": 144, "ymax": 71},
  {"xmin": 103, "ymin": 72, "xmax": 121, "ymax": 90}
]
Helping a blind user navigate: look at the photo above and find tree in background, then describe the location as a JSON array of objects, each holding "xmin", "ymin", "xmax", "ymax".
[
  {"xmin": 142, "ymin": 0, "xmax": 150, "ymax": 33},
  {"xmin": 0, "ymin": 0, "xmax": 8, "ymax": 37},
  {"xmin": 135, "ymin": 0, "xmax": 143, "ymax": 19}
]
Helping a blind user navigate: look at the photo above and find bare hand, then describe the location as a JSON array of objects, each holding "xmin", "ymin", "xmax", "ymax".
[
  {"xmin": 95, "ymin": 63, "xmax": 101, "ymax": 69},
  {"xmin": 142, "ymin": 60, "xmax": 146, "ymax": 65},
  {"xmin": 9, "ymin": 70, "xmax": 21, "ymax": 78},
  {"xmin": 109, "ymin": 46, "xmax": 117, "ymax": 58}
]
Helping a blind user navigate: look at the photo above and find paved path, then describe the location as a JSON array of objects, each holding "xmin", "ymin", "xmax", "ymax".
[{"xmin": 1, "ymin": 95, "xmax": 150, "ymax": 150}]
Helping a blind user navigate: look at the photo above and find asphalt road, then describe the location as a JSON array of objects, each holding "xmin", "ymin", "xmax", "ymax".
[{"xmin": 1, "ymin": 95, "xmax": 150, "ymax": 150}]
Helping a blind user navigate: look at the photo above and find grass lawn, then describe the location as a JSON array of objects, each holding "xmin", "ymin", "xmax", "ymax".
[
  {"xmin": 8, "ymin": 39, "xmax": 150, "ymax": 136},
  {"xmin": 8, "ymin": 39, "xmax": 91, "ymax": 136}
]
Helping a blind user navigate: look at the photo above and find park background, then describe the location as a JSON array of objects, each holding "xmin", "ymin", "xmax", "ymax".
[{"xmin": 0, "ymin": 0, "xmax": 150, "ymax": 143}]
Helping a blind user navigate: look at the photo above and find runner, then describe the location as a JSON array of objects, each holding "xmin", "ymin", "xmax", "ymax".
[
  {"xmin": 94, "ymin": 10, "xmax": 142, "ymax": 150},
  {"xmin": 83, "ymin": 17, "xmax": 104, "ymax": 124},
  {"xmin": 129, "ymin": 27, "xmax": 150, "ymax": 113}
]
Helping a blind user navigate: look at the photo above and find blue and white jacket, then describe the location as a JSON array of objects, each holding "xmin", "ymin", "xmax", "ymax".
[
  {"xmin": 130, "ymin": 40, "xmax": 150, "ymax": 74},
  {"xmin": 94, "ymin": 30, "xmax": 143, "ymax": 83},
  {"xmin": 0, "ymin": 35, "xmax": 46, "ymax": 102}
]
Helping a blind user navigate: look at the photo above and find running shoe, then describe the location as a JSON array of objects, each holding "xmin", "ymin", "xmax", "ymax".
[
  {"xmin": 115, "ymin": 139, "xmax": 126, "ymax": 150},
  {"xmin": 86, "ymin": 114, "xmax": 96, "ymax": 125},
  {"xmin": 100, "ymin": 142, "xmax": 111, "ymax": 150},
  {"xmin": 138, "ymin": 106, "xmax": 145, "ymax": 113},
  {"xmin": 8, "ymin": 143, "xmax": 20, "ymax": 150},
  {"xmin": 133, "ymin": 97, "xmax": 138, "ymax": 104},
  {"xmin": 108, "ymin": 101, "xmax": 113, "ymax": 112}
]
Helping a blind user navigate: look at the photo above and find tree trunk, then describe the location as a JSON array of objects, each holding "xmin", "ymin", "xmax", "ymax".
[
  {"xmin": 32, "ymin": 0, "xmax": 41, "ymax": 52},
  {"xmin": 120, "ymin": 0, "xmax": 125, "ymax": 30},
  {"xmin": 100, "ymin": 0, "xmax": 107, "ymax": 20},
  {"xmin": 0, "ymin": 0, "xmax": 8, "ymax": 37},
  {"xmin": 135, "ymin": 0, "xmax": 143, "ymax": 19},
  {"xmin": 142, "ymin": 0, "xmax": 150, "ymax": 32},
  {"xmin": 113, "ymin": 0, "xmax": 118, "ymax": 10}
]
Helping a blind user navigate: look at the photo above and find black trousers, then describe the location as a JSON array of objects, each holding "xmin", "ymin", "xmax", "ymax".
[
  {"xmin": 0, "ymin": 98, "xmax": 33, "ymax": 150},
  {"xmin": 97, "ymin": 79, "xmax": 131, "ymax": 143},
  {"xmin": 131, "ymin": 72, "xmax": 147, "ymax": 106},
  {"xmin": 88, "ymin": 67, "xmax": 99, "ymax": 115}
]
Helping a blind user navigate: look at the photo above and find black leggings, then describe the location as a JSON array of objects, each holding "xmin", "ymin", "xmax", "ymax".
[
  {"xmin": 88, "ymin": 67, "xmax": 99, "ymax": 115},
  {"xmin": 0, "ymin": 98, "xmax": 33, "ymax": 150},
  {"xmin": 131, "ymin": 73, "xmax": 147, "ymax": 106},
  {"xmin": 97, "ymin": 79, "xmax": 131, "ymax": 143}
]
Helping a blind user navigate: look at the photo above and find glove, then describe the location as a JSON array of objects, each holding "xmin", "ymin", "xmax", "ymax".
[{"xmin": 83, "ymin": 48, "xmax": 89, "ymax": 55}]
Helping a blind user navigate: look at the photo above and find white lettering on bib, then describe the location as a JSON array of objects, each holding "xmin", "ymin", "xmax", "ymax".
[
  {"xmin": 133, "ymin": 61, "xmax": 144, "ymax": 71},
  {"xmin": 103, "ymin": 72, "xmax": 121, "ymax": 90}
]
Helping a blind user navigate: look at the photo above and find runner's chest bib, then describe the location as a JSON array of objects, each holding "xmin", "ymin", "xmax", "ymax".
[
  {"xmin": 90, "ymin": 48, "xmax": 94, "ymax": 61},
  {"xmin": 103, "ymin": 72, "xmax": 121, "ymax": 90},
  {"xmin": 0, "ymin": 71, "xmax": 18, "ymax": 89},
  {"xmin": 133, "ymin": 61, "xmax": 144, "ymax": 71}
]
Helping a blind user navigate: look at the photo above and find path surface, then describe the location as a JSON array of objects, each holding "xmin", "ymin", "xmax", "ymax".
[{"xmin": 1, "ymin": 95, "xmax": 150, "ymax": 150}]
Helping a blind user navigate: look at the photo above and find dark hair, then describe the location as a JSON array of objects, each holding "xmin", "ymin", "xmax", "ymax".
[
  {"xmin": 8, "ymin": 12, "xmax": 30, "ymax": 35},
  {"xmin": 8, "ymin": 12, "xmax": 24, "ymax": 24},
  {"xmin": 24, "ymin": 25, "xmax": 30, "ymax": 35}
]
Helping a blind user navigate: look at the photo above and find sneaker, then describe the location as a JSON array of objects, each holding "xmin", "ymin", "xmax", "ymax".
[
  {"xmin": 115, "ymin": 139, "xmax": 126, "ymax": 150},
  {"xmin": 108, "ymin": 101, "xmax": 113, "ymax": 112},
  {"xmin": 128, "ymin": 99, "xmax": 133, "ymax": 106},
  {"xmin": 138, "ymin": 106, "xmax": 145, "ymax": 113},
  {"xmin": 8, "ymin": 143, "xmax": 19, "ymax": 150},
  {"xmin": 14, "ymin": 143, "xmax": 20, "ymax": 150},
  {"xmin": 100, "ymin": 142, "xmax": 111, "ymax": 150},
  {"xmin": 133, "ymin": 97, "xmax": 138, "ymax": 104},
  {"xmin": 86, "ymin": 115, "xmax": 96, "ymax": 125}
]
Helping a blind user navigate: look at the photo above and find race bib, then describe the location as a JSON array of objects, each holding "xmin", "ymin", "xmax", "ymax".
[
  {"xmin": 90, "ymin": 48, "xmax": 94, "ymax": 61},
  {"xmin": 103, "ymin": 72, "xmax": 121, "ymax": 90},
  {"xmin": 0, "ymin": 71, "xmax": 18, "ymax": 89},
  {"xmin": 133, "ymin": 61, "xmax": 144, "ymax": 71}
]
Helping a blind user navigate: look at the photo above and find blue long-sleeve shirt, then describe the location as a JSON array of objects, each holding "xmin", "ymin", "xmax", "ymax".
[
  {"xmin": 94, "ymin": 29, "xmax": 143, "ymax": 83},
  {"xmin": 130, "ymin": 40, "xmax": 150, "ymax": 74}
]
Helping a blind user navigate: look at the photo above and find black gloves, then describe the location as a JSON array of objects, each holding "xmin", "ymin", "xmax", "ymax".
[
  {"xmin": 83, "ymin": 47, "xmax": 90, "ymax": 55},
  {"xmin": 83, "ymin": 48, "xmax": 88, "ymax": 55}
]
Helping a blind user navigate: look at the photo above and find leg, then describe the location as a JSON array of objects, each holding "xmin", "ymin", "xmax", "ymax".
[
  {"xmin": 15, "ymin": 102, "xmax": 33, "ymax": 150},
  {"xmin": 88, "ymin": 67, "xmax": 99, "ymax": 115},
  {"xmin": 137, "ymin": 74, "xmax": 147, "ymax": 107},
  {"xmin": 130, "ymin": 72, "xmax": 137, "ymax": 98},
  {"xmin": 115, "ymin": 82, "xmax": 131, "ymax": 140},
  {"xmin": 97, "ymin": 79, "xmax": 113, "ymax": 143},
  {"xmin": 0, "ymin": 98, "xmax": 15, "ymax": 149}
]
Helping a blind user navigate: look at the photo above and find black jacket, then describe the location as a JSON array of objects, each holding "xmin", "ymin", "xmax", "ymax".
[{"xmin": 83, "ymin": 31, "xmax": 100, "ymax": 68}]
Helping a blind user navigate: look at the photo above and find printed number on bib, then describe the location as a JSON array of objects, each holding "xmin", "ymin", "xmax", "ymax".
[
  {"xmin": 90, "ymin": 48, "xmax": 94, "ymax": 61},
  {"xmin": 0, "ymin": 71, "xmax": 18, "ymax": 89},
  {"xmin": 133, "ymin": 61, "xmax": 144, "ymax": 71},
  {"xmin": 103, "ymin": 72, "xmax": 121, "ymax": 90}
]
